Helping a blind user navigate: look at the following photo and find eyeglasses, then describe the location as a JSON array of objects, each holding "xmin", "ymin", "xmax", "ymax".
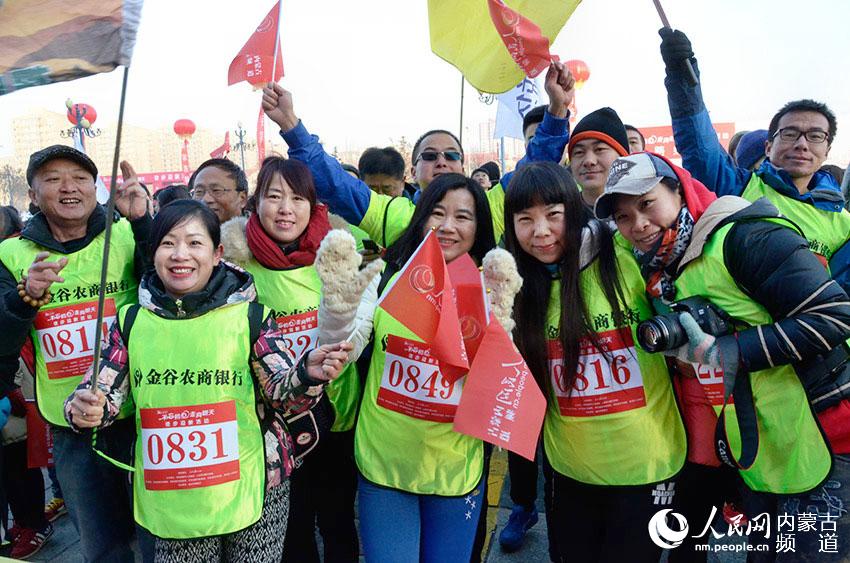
[
  {"xmin": 772, "ymin": 128, "xmax": 829, "ymax": 144},
  {"xmin": 415, "ymin": 150, "xmax": 463, "ymax": 164},
  {"xmin": 191, "ymin": 187, "xmax": 238, "ymax": 198}
]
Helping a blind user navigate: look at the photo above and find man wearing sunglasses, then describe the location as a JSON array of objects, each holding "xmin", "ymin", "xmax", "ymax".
[{"xmin": 659, "ymin": 28, "xmax": 850, "ymax": 289}]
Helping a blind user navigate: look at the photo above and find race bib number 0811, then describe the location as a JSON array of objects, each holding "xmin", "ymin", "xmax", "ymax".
[
  {"xmin": 377, "ymin": 335, "xmax": 463, "ymax": 423},
  {"xmin": 140, "ymin": 400, "xmax": 240, "ymax": 491},
  {"xmin": 34, "ymin": 300, "xmax": 116, "ymax": 379},
  {"xmin": 549, "ymin": 327, "xmax": 646, "ymax": 417}
]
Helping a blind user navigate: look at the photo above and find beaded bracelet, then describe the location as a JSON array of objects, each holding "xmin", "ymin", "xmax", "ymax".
[{"xmin": 17, "ymin": 277, "xmax": 52, "ymax": 308}]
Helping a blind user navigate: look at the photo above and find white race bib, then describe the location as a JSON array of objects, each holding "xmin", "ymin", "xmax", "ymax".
[{"xmin": 34, "ymin": 299, "xmax": 116, "ymax": 379}]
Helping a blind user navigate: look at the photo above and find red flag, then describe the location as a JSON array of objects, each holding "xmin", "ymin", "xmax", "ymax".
[
  {"xmin": 486, "ymin": 0, "xmax": 553, "ymax": 79},
  {"xmin": 453, "ymin": 316, "xmax": 546, "ymax": 460},
  {"xmin": 257, "ymin": 105, "xmax": 266, "ymax": 165},
  {"xmin": 447, "ymin": 253, "xmax": 489, "ymax": 362},
  {"xmin": 210, "ymin": 132, "xmax": 231, "ymax": 159},
  {"xmin": 378, "ymin": 231, "xmax": 469, "ymax": 383},
  {"xmin": 180, "ymin": 139, "xmax": 190, "ymax": 173},
  {"xmin": 228, "ymin": 2, "xmax": 284, "ymax": 86}
]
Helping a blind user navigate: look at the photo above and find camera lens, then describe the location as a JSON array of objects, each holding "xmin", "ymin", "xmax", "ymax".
[{"xmin": 637, "ymin": 314, "xmax": 688, "ymax": 353}]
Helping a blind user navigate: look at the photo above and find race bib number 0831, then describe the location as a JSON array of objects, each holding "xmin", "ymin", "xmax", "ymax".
[
  {"xmin": 377, "ymin": 335, "xmax": 463, "ymax": 423},
  {"xmin": 140, "ymin": 400, "xmax": 240, "ymax": 491},
  {"xmin": 549, "ymin": 327, "xmax": 646, "ymax": 417},
  {"xmin": 34, "ymin": 300, "xmax": 116, "ymax": 379}
]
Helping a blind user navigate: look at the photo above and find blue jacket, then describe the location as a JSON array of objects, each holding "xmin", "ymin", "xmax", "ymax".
[
  {"xmin": 280, "ymin": 111, "xmax": 569, "ymax": 227},
  {"xmin": 665, "ymin": 61, "xmax": 844, "ymax": 212}
]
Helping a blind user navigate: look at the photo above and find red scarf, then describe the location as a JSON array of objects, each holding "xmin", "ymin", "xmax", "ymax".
[{"xmin": 245, "ymin": 205, "xmax": 331, "ymax": 269}]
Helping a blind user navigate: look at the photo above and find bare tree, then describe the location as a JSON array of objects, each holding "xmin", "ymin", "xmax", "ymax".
[{"xmin": 0, "ymin": 165, "xmax": 29, "ymax": 212}]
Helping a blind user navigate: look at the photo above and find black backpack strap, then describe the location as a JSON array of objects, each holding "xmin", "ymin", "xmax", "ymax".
[
  {"xmin": 377, "ymin": 262, "xmax": 399, "ymax": 298},
  {"xmin": 118, "ymin": 304, "xmax": 141, "ymax": 345},
  {"xmin": 247, "ymin": 302, "xmax": 266, "ymax": 345}
]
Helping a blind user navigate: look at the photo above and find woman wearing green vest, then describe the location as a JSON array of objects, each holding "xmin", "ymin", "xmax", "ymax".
[
  {"xmin": 504, "ymin": 161, "xmax": 687, "ymax": 562},
  {"xmin": 220, "ymin": 156, "xmax": 379, "ymax": 563},
  {"xmin": 345, "ymin": 173, "xmax": 496, "ymax": 562},
  {"xmin": 597, "ymin": 152, "xmax": 850, "ymax": 561},
  {"xmin": 64, "ymin": 200, "xmax": 351, "ymax": 562}
]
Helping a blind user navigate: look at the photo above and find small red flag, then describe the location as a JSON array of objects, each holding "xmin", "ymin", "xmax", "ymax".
[
  {"xmin": 228, "ymin": 1, "xmax": 284, "ymax": 86},
  {"xmin": 210, "ymin": 132, "xmax": 231, "ymax": 159},
  {"xmin": 486, "ymin": 0, "xmax": 553, "ymax": 79},
  {"xmin": 378, "ymin": 231, "xmax": 469, "ymax": 383},
  {"xmin": 447, "ymin": 253, "xmax": 489, "ymax": 362},
  {"xmin": 453, "ymin": 316, "xmax": 546, "ymax": 461}
]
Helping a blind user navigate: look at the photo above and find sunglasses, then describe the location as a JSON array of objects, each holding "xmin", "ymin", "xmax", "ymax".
[{"xmin": 416, "ymin": 150, "xmax": 463, "ymax": 163}]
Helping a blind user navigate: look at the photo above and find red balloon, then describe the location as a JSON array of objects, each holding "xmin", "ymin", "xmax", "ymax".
[
  {"xmin": 66, "ymin": 103, "xmax": 97, "ymax": 126},
  {"xmin": 565, "ymin": 60, "xmax": 590, "ymax": 87},
  {"xmin": 173, "ymin": 119, "xmax": 196, "ymax": 139}
]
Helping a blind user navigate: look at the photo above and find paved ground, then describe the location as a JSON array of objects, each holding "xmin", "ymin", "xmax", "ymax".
[{"xmin": 5, "ymin": 451, "xmax": 750, "ymax": 562}]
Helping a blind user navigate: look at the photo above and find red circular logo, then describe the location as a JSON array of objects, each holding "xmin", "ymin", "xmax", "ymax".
[
  {"xmin": 409, "ymin": 264, "xmax": 436, "ymax": 294},
  {"xmin": 460, "ymin": 315, "xmax": 482, "ymax": 341}
]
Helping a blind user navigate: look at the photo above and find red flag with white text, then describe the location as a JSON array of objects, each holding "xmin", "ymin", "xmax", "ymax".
[
  {"xmin": 378, "ymin": 231, "xmax": 469, "ymax": 383},
  {"xmin": 228, "ymin": 1, "xmax": 284, "ymax": 86},
  {"xmin": 453, "ymin": 316, "xmax": 546, "ymax": 460},
  {"xmin": 486, "ymin": 0, "xmax": 554, "ymax": 79},
  {"xmin": 447, "ymin": 253, "xmax": 489, "ymax": 362}
]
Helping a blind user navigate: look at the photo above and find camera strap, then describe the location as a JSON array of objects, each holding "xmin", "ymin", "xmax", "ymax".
[{"xmin": 714, "ymin": 339, "xmax": 759, "ymax": 470}]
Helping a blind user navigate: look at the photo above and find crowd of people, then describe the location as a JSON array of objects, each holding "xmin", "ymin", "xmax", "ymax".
[{"xmin": 0, "ymin": 27, "xmax": 849, "ymax": 563}]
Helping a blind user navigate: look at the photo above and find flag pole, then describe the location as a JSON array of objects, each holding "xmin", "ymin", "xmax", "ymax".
[
  {"xmin": 271, "ymin": 0, "xmax": 283, "ymax": 83},
  {"xmin": 651, "ymin": 0, "xmax": 698, "ymax": 86},
  {"xmin": 459, "ymin": 75, "xmax": 465, "ymax": 147},
  {"xmin": 90, "ymin": 65, "xmax": 131, "ymax": 391}
]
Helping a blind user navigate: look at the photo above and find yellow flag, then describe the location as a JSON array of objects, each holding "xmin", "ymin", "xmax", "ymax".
[{"xmin": 428, "ymin": 0, "xmax": 581, "ymax": 94}]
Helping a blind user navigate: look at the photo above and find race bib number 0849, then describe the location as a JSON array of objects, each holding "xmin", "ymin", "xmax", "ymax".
[
  {"xmin": 549, "ymin": 327, "xmax": 646, "ymax": 417},
  {"xmin": 377, "ymin": 335, "xmax": 463, "ymax": 423},
  {"xmin": 140, "ymin": 400, "xmax": 240, "ymax": 491},
  {"xmin": 34, "ymin": 300, "xmax": 116, "ymax": 379}
]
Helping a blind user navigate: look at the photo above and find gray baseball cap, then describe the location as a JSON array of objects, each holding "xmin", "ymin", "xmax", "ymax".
[{"xmin": 594, "ymin": 153, "xmax": 678, "ymax": 219}]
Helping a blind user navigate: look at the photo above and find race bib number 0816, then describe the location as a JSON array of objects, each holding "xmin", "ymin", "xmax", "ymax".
[
  {"xmin": 140, "ymin": 400, "xmax": 240, "ymax": 491},
  {"xmin": 549, "ymin": 327, "xmax": 646, "ymax": 417},
  {"xmin": 34, "ymin": 300, "xmax": 116, "ymax": 379}
]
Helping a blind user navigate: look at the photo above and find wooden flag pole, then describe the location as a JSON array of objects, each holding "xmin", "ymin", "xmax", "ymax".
[
  {"xmin": 652, "ymin": 0, "xmax": 698, "ymax": 86},
  {"xmin": 90, "ymin": 66, "xmax": 131, "ymax": 391}
]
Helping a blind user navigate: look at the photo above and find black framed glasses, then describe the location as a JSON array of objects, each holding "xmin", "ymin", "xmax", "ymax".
[
  {"xmin": 191, "ymin": 187, "xmax": 237, "ymax": 198},
  {"xmin": 415, "ymin": 150, "xmax": 463, "ymax": 163},
  {"xmin": 772, "ymin": 128, "xmax": 829, "ymax": 144}
]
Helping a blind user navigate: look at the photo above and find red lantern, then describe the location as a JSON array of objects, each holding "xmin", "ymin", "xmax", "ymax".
[
  {"xmin": 565, "ymin": 60, "xmax": 590, "ymax": 89},
  {"xmin": 173, "ymin": 119, "xmax": 196, "ymax": 140},
  {"xmin": 66, "ymin": 103, "xmax": 97, "ymax": 126}
]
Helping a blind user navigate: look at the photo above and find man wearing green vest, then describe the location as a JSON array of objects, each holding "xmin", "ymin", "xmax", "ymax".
[
  {"xmin": 0, "ymin": 146, "xmax": 151, "ymax": 562},
  {"xmin": 658, "ymin": 28, "xmax": 850, "ymax": 293}
]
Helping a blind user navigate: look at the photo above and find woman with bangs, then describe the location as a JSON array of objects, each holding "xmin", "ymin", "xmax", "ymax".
[
  {"xmin": 503, "ymin": 161, "xmax": 686, "ymax": 562},
  {"xmin": 332, "ymin": 172, "xmax": 499, "ymax": 562},
  {"xmin": 220, "ymin": 156, "xmax": 372, "ymax": 563}
]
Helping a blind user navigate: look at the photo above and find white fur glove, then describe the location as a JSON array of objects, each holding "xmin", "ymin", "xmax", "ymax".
[
  {"xmin": 315, "ymin": 229, "xmax": 384, "ymax": 361},
  {"xmin": 482, "ymin": 248, "xmax": 523, "ymax": 335}
]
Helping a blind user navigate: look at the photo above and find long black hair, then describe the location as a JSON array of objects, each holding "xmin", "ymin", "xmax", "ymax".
[
  {"xmin": 504, "ymin": 162, "xmax": 626, "ymax": 391},
  {"xmin": 384, "ymin": 173, "xmax": 495, "ymax": 269}
]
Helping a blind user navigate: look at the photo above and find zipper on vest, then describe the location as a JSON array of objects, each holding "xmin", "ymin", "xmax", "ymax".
[{"xmin": 175, "ymin": 299, "xmax": 186, "ymax": 318}]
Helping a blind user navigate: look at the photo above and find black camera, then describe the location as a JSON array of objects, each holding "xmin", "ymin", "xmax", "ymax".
[{"xmin": 637, "ymin": 297, "xmax": 733, "ymax": 353}]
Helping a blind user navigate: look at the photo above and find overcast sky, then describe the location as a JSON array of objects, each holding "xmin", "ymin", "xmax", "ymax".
[{"xmin": 2, "ymin": 0, "xmax": 849, "ymax": 164}]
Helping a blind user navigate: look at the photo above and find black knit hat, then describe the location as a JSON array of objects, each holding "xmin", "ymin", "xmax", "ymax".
[
  {"xmin": 480, "ymin": 161, "xmax": 500, "ymax": 184},
  {"xmin": 567, "ymin": 107, "xmax": 630, "ymax": 158},
  {"xmin": 27, "ymin": 145, "xmax": 98, "ymax": 187}
]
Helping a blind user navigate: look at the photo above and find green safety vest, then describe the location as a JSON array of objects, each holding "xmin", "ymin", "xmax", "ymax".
[
  {"xmin": 358, "ymin": 185, "xmax": 507, "ymax": 249},
  {"xmin": 741, "ymin": 174, "xmax": 850, "ymax": 264},
  {"xmin": 122, "ymin": 302, "xmax": 266, "ymax": 539},
  {"xmin": 675, "ymin": 221, "xmax": 832, "ymax": 494},
  {"xmin": 244, "ymin": 259, "xmax": 360, "ymax": 432},
  {"xmin": 543, "ymin": 240, "xmax": 686, "ymax": 485},
  {"xmin": 0, "ymin": 220, "xmax": 137, "ymax": 426},
  {"xmin": 354, "ymin": 272, "xmax": 483, "ymax": 495}
]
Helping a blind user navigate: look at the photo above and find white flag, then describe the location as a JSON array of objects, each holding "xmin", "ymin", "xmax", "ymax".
[
  {"xmin": 73, "ymin": 131, "xmax": 110, "ymax": 204},
  {"xmin": 493, "ymin": 77, "xmax": 546, "ymax": 140}
]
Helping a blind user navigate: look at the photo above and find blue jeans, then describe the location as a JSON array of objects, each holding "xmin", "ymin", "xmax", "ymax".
[
  {"xmin": 52, "ymin": 425, "xmax": 136, "ymax": 562},
  {"xmin": 358, "ymin": 475, "xmax": 484, "ymax": 563},
  {"xmin": 779, "ymin": 453, "xmax": 850, "ymax": 562}
]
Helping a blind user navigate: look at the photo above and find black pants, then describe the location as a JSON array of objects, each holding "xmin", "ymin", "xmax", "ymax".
[
  {"xmin": 281, "ymin": 429, "xmax": 358, "ymax": 563},
  {"xmin": 507, "ymin": 450, "xmax": 538, "ymax": 508},
  {"xmin": 548, "ymin": 470, "xmax": 674, "ymax": 563},
  {"xmin": 2, "ymin": 441, "xmax": 47, "ymax": 530}
]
